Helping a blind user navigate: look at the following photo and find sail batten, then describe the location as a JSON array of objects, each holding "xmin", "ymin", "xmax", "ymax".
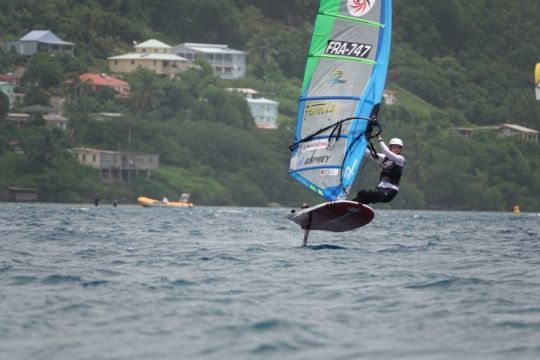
[
  {"xmin": 318, "ymin": 11, "xmax": 384, "ymax": 27},
  {"xmin": 309, "ymin": 53, "xmax": 377, "ymax": 65},
  {"xmin": 299, "ymin": 96, "xmax": 362, "ymax": 101},
  {"xmin": 289, "ymin": 0, "xmax": 392, "ymax": 201}
]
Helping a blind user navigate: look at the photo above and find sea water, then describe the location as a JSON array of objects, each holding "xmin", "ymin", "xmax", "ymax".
[{"xmin": 0, "ymin": 203, "xmax": 539, "ymax": 360}]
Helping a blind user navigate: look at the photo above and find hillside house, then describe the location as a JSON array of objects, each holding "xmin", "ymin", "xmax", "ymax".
[
  {"xmin": 0, "ymin": 81, "xmax": 16, "ymax": 108},
  {"xmin": 20, "ymin": 104, "xmax": 55, "ymax": 114},
  {"xmin": 4, "ymin": 113, "xmax": 30, "ymax": 127},
  {"xmin": 73, "ymin": 147, "xmax": 159, "ymax": 183},
  {"xmin": 49, "ymin": 96, "xmax": 66, "ymax": 114},
  {"xmin": 228, "ymin": 88, "xmax": 279, "ymax": 129},
  {"xmin": 450, "ymin": 124, "xmax": 538, "ymax": 142},
  {"xmin": 43, "ymin": 113, "xmax": 68, "ymax": 130},
  {"xmin": 7, "ymin": 140, "xmax": 24, "ymax": 154},
  {"xmin": 91, "ymin": 112, "xmax": 125, "ymax": 122},
  {"xmin": 0, "ymin": 73, "xmax": 21, "ymax": 85},
  {"xmin": 108, "ymin": 39, "xmax": 188, "ymax": 76},
  {"xmin": 248, "ymin": 98, "xmax": 279, "ymax": 129},
  {"xmin": 172, "ymin": 43, "xmax": 246, "ymax": 80},
  {"xmin": 4, "ymin": 30, "xmax": 74, "ymax": 56},
  {"xmin": 494, "ymin": 124, "xmax": 538, "ymax": 142},
  {"xmin": 383, "ymin": 89, "xmax": 397, "ymax": 105},
  {"xmin": 80, "ymin": 73, "xmax": 130, "ymax": 97},
  {"xmin": 7, "ymin": 187, "xmax": 38, "ymax": 202}
]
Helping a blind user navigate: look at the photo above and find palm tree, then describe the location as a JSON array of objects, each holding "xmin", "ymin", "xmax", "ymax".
[
  {"xmin": 130, "ymin": 68, "xmax": 161, "ymax": 115},
  {"xmin": 246, "ymin": 31, "xmax": 279, "ymax": 78}
]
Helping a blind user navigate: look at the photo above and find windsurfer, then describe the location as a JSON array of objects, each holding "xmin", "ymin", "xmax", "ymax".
[{"xmin": 353, "ymin": 136, "xmax": 405, "ymax": 204}]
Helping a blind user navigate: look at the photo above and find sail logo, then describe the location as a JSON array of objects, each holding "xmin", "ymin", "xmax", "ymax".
[
  {"xmin": 343, "ymin": 159, "xmax": 358, "ymax": 180},
  {"xmin": 297, "ymin": 155, "xmax": 332, "ymax": 168},
  {"xmin": 328, "ymin": 70, "xmax": 346, "ymax": 86},
  {"xmin": 305, "ymin": 155, "xmax": 331, "ymax": 166},
  {"xmin": 305, "ymin": 102, "xmax": 339, "ymax": 118},
  {"xmin": 325, "ymin": 40, "xmax": 372, "ymax": 59},
  {"xmin": 347, "ymin": 0, "xmax": 375, "ymax": 17}
]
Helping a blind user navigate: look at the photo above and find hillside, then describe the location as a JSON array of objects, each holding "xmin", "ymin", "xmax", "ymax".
[{"xmin": 0, "ymin": 0, "xmax": 539, "ymax": 211}]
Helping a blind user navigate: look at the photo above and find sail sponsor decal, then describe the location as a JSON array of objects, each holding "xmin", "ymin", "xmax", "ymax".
[
  {"xmin": 325, "ymin": 40, "xmax": 372, "ymax": 59},
  {"xmin": 297, "ymin": 155, "xmax": 332, "ymax": 168},
  {"xmin": 328, "ymin": 70, "xmax": 347, "ymax": 86},
  {"xmin": 300, "ymin": 139, "xmax": 329, "ymax": 153},
  {"xmin": 320, "ymin": 169, "xmax": 340, "ymax": 177},
  {"xmin": 304, "ymin": 102, "xmax": 340, "ymax": 118},
  {"xmin": 347, "ymin": 0, "xmax": 375, "ymax": 17}
]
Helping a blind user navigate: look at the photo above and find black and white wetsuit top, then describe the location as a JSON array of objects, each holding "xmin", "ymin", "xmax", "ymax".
[{"xmin": 365, "ymin": 141, "xmax": 405, "ymax": 191}]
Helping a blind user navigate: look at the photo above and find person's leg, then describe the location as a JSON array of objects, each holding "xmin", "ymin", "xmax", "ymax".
[
  {"xmin": 354, "ymin": 188, "xmax": 398, "ymax": 204},
  {"xmin": 353, "ymin": 189, "xmax": 380, "ymax": 204},
  {"xmin": 379, "ymin": 188, "xmax": 398, "ymax": 203}
]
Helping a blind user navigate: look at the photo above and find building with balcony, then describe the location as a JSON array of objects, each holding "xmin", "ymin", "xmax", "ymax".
[
  {"xmin": 172, "ymin": 43, "xmax": 246, "ymax": 80},
  {"xmin": 108, "ymin": 39, "xmax": 188, "ymax": 76},
  {"xmin": 4, "ymin": 30, "xmax": 74, "ymax": 56},
  {"xmin": 7, "ymin": 187, "xmax": 38, "ymax": 202},
  {"xmin": 73, "ymin": 147, "xmax": 159, "ymax": 183},
  {"xmin": 228, "ymin": 88, "xmax": 279, "ymax": 129},
  {"xmin": 0, "ymin": 81, "xmax": 16, "ymax": 108},
  {"xmin": 4, "ymin": 113, "xmax": 30, "ymax": 127}
]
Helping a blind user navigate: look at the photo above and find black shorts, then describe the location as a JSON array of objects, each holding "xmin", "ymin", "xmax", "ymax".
[{"xmin": 353, "ymin": 187, "xmax": 398, "ymax": 204}]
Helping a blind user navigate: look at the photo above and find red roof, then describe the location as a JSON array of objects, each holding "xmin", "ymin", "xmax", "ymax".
[
  {"xmin": 0, "ymin": 74, "xmax": 21, "ymax": 83},
  {"xmin": 80, "ymin": 73, "xmax": 129, "ymax": 88}
]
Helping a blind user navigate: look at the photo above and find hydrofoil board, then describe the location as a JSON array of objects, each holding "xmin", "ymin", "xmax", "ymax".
[{"xmin": 287, "ymin": 200, "xmax": 374, "ymax": 232}]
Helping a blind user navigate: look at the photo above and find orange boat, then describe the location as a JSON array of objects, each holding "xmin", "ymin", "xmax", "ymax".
[{"xmin": 137, "ymin": 193, "xmax": 194, "ymax": 208}]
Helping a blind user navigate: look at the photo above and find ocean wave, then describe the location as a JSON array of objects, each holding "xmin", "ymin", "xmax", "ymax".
[
  {"xmin": 2, "ymin": 204, "xmax": 540, "ymax": 359},
  {"xmin": 405, "ymin": 276, "xmax": 490, "ymax": 289},
  {"xmin": 42, "ymin": 274, "xmax": 83, "ymax": 284}
]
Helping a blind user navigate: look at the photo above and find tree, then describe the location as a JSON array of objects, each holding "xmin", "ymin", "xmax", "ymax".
[
  {"xmin": 23, "ymin": 86, "xmax": 50, "ymax": 106},
  {"xmin": 23, "ymin": 53, "xmax": 63, "ymax": 89},
  {"xmin": 128, "ymin": 68, "xmax": 162, "ymax": 115},
  {"xmin": 25, "ymin": 127, "xmax": 73, "ymax": 169},
  {"xmin": 246, "ymin": 30, "xmax": 281, "ymax": 78}
]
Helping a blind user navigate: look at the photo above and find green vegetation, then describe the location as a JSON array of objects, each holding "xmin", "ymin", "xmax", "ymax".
[{"xmin": 0, "ymin": 0, "xmax": 539, "ymax": 211}]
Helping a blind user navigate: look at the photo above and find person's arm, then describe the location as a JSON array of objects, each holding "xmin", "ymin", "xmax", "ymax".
[
  {"xmin": 377, "ymin": 136, "xmax": 405, "ymax": 166},
  {"xmin": 364, "ymin": 148, "xmax": 384, "ymax": 161}
]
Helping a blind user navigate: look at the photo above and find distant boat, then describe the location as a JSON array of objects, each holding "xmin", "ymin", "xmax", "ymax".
[{"xmin": 137, "ymin": 193, "xmax": 194, "ymax": 208}]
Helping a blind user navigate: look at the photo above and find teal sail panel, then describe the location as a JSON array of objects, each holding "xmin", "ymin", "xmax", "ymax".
[{"xmin": 289, "ymin": 0, "xmax": 392, "ymax": 201}]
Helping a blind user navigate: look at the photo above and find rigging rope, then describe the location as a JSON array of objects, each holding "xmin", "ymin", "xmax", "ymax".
[{"xmin": 288, "ymin": 109, "xmax": 383, "ymax": 199}]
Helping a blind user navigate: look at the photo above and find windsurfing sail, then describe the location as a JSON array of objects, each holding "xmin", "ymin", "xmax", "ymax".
[
  {"xmin": 534, "ymin": 63, "xmax": 540, "ymax": 100},
  {"xmin": 289, "ymin": 0, "xmax": 392, "ymax": 201}
]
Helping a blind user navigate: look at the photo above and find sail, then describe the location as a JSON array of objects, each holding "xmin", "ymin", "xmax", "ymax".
[
  {"xmin": 289, "ymin": 0, "xmax": 392, "ymax": 201},
  {"xmin": 536, "ymin": 63, "xmax": 540, "ymax": 101}
]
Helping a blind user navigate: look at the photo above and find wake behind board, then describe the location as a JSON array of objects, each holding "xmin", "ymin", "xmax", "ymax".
[{"xmin": 287, "ymin": 200, "xmax": 374, "ymax": 232}]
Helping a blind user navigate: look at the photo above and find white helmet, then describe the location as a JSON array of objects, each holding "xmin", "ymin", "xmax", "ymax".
[{"xmin": 389, "ymin": 138, "xmax": 403, "ymax": 147}]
